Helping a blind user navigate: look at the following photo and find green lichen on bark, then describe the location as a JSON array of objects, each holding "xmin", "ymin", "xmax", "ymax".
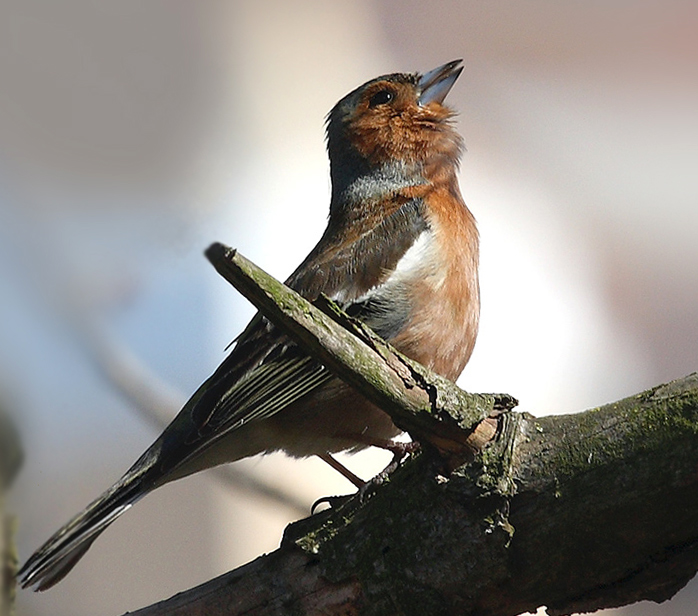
[
  {"xmin": 467, "ymin": 412, "xmax": 521, "ymax": 496},
  {"xmin": 517, "ymin": 374, "xmax": 698, "ymax": 497},
  {"xmin": 279, "ymin": 375, "xmax": 698, "ymax": 616},
  {"xmin": 285, "ymin": 431, "xmax": 521, "ymax": 615},
  {"xmin": 497, "ymin": 375, "xmax": 698, "ymax": 615}
]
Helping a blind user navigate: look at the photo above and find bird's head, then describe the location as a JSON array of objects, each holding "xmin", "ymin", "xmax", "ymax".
[{"xmin": 326, "ymin": 60, "xmax": 465, "ymax": 194}]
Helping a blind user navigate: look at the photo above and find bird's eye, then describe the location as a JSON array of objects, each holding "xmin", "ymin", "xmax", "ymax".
[{"xmin": 368, "ymin": 89, "xmax": 395, "ymax": 107}]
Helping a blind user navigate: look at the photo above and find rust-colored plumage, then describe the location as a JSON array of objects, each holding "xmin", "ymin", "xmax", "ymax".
[{"xmin": 18, "ymin": 60, "xmax": 479, "ymax": 591}]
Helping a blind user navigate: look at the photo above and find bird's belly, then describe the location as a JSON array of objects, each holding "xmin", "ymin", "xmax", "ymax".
[
  {"xmin": 264, "ymin": 378, "xmax": 400, "ymax": 458},
  {"xmin": 391, "ymin": 285, "xmax": 478, "ymax": 381},
  {"xmin": 364, "ymin": 225, "xmax": 478, "ymax": 381}
]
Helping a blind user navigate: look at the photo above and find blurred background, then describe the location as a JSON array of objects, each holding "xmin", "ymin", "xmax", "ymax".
[{"xmin": 0, "ymin": 1, "xmax": 696, "ymax": 614}]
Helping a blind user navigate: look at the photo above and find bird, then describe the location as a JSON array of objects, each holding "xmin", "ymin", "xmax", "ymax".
[{"xmin": 18, "ymin": 59, "xmax": 479, "ymax": 591}]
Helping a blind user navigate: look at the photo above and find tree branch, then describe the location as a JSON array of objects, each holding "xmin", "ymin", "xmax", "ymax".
[
  {"xmin": 205, "ymin": 243, "xmax": 515, "ymax": 468},
  {"xmin": 125, "ymin": 244, "xmax": 698, "ymax": 616}
]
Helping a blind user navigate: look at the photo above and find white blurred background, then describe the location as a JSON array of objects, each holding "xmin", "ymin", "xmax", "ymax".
[{"xmin": 0, "ymin": 2, "xmax": 696, "ymax": 615}]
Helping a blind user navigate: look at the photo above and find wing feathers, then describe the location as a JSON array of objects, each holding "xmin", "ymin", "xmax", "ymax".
[{"xmin": 19, "ymin": 197, "xmax": 431, "ymax": 590}]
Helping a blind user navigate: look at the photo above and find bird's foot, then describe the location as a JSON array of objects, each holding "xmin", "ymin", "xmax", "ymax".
[{"xmin": 312, "ymin": 441, "xmax": 420, "ymax": 513}]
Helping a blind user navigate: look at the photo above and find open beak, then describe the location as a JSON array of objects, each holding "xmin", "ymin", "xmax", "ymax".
[{"xmin": 418, "ymin": 59, "xmax": 463, "ymax": 106}]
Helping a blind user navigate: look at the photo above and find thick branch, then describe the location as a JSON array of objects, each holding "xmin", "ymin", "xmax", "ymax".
[{"xmin": 126, "ymin": 246, "xmax": 698, "ymax": 616}]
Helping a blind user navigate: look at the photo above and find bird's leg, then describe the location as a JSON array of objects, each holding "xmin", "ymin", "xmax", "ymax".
[
  {"xmin": 351, "ymin": 435, "xmax": 421, "ymax": 461},
  {"xmin": 317, "ymin": 452, "xmax": 365, "ymax": 488},
  {"xmin": 352, "ymin": 436, "xmax": 421, "ymax": 487},
  {"xmin": 312, "ymin": 439, "xmax": 421, "ymax": 513},
  {"xmin": 312, "ymin": 453, "xmax": 366, "ymax": 513}
]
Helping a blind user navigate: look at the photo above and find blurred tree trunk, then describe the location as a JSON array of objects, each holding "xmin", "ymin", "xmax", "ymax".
[{"xmin": 0, "ymin": 407, "xmax": 22, "ymax": 616}]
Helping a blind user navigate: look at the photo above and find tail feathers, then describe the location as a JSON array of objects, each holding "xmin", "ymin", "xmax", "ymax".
[{"xmin": 18, "ymin": 477, "xmax": 146, "ymax": 591}]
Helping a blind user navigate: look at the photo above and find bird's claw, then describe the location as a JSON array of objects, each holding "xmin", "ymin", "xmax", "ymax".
[
  {"xmin": 311, "ymin": 494, "xmax": 353, "ymax": 514},
  {"xmin": 311, "ymin": 442, "xmax": 420, "ymax": 514}
]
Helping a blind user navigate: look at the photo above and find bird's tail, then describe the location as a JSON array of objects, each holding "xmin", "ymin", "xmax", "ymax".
[{"xmin": 17, "ymin": 450, "xmax": 158, "ymax": 591}]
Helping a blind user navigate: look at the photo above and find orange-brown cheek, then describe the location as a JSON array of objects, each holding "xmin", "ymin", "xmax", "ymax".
[
  {"xmin": 348, "ymin": 107, "xmax": 456, "ymax": 167},
  {"xmin": 346, "ymin": 119, "xmax": 390, "ymax": 162}
]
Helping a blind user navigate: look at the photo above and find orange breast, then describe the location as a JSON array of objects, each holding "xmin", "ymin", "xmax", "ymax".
[{"xmin": 391, "ymin": 183, "xmax": 480, "ymax": 381}]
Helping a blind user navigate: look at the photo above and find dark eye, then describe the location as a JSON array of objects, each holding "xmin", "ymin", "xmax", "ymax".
[{"xmin": 368, "ymin": 89, "xmax": 395, "ymax": 107}]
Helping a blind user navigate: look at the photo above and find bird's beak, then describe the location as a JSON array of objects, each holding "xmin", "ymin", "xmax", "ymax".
[{"xmin": 418, "ymin": 59, "xmax": 463, "ymax": 106}]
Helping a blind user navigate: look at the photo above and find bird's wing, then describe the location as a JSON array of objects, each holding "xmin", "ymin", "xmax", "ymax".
[
  {"xmin": 17, "ymin": 197, "xmax": 429, "ymax": 591},
  {"xmin": 153, "ymin": 196, "xmax": 430, "ymax": 475},
  {"xmin": 17, "ymin": 321, "xmax": 332, "ymax": 590},
  {"xmin": 152, "ymin": 326, "xmax": 331, "ymax": 477},
  {"xmin": 287, "ymin": 196, "xmax": 428, "ymax": 304}
]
